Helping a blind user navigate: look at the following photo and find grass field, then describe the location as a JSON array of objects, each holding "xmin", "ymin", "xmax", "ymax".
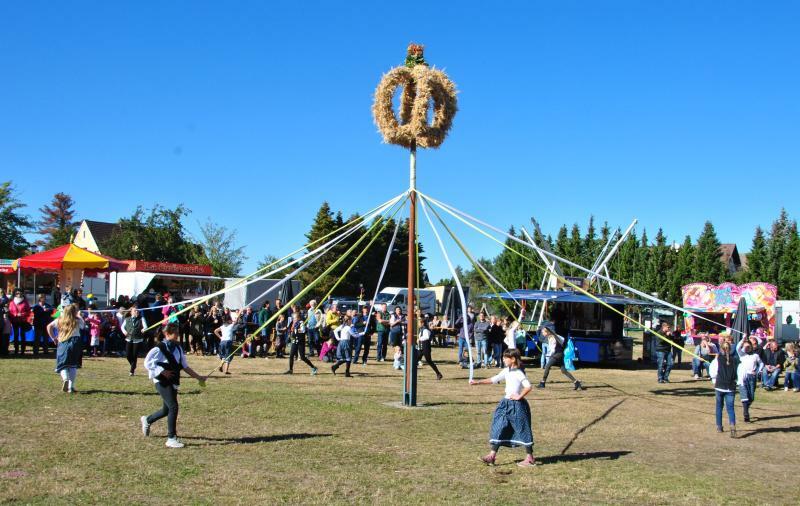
[{"xmin": 1, "ymin": 345, "xmax": 798, "ymax": 505}]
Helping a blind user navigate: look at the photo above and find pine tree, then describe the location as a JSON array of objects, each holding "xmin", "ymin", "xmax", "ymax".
[
  {"xmin": 0, "ymin": 181, "xmax": 31, "ymax": 256},
  {"xmin": 553, "ymin": 225, "xmax": 569, "ymax": 274},
  {"xmin": 611, "ymin": 228, "xmax": 638, "ymax": 289},
  {"xmin": 778, "ymin": 222, "xmax": 800, "ymax": 299},
  {"xmin": 692, "ymin": 221, "xmax": 726, "ymax": 284},
  {"xmin": 493, "ymin": 226, "xmax": 537, "ymax": 291},
  {"xmin": 644, "ymin": 228, "xmax": 670, "ymax": 299},
  {"xmin": 299, "ymin": 202, "xmax": 341, "ymax": 298},
  {"xmin": 765, "ymin": 209, "xmax": 791, "ymax": 287},
  {"xmin": 668, "ymin": 235, "xmax": 695, "ymax": 305},
  {"xmin": 583, "ymin": 216, "xmax": 598, "ymax": 267},
  {"xmin": 743, "ymin": 226, "xmax": 768, "ymax": 282},
  {"xmin": 36, "ymin": 192, "xmax": 77, "ymax": 249}
]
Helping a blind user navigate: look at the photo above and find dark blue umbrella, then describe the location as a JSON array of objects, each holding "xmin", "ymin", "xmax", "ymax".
[{"xmin": 731, "ymin": 297, "xmax": 749, "ymax": 344}]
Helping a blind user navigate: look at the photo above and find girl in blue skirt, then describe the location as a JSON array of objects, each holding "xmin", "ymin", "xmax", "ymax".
[{"xmin": 470, "ymin": 348, "xmax": 535, "ymax": 467}]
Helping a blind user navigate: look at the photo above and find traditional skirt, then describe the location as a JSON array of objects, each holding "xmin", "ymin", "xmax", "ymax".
[
  {"xmin": 54, "ymin": 336, "xmax": 83, "ymax": 373},
  {"xmin": 489, "ymin": 398, "xmax": 533, "ymax": 448}
]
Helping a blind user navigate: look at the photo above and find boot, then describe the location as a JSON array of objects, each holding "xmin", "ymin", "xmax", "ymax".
[
  {"xmin": 729, "ymin": 426, "xmax": 736, "ymax": 438},
  {"xmin": 345, "ymin": 362, "xmax": 352, "ymax": 377}
]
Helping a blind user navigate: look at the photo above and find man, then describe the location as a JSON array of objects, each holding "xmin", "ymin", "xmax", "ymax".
[
  {"xmin": 654, "ymin": 321, "xmax": 675, "ymax": 383},
  {"xmin": 306, "ymin": 299, "xmax": 323, "ymax": 356},
  {"xmin": 352, "ymin": 305, "xmax": 374, "ymax": 365},
  {"xmin": 257, "ymin": 301, "xmax": 274, "ymax": 358},
  {"xmin": 32, "ymin": 294, "xmax": 54, "ymax": 357},
  {"xmin": 374, "ymin": 303, "xmax": 390, "ymax": 362},
  {"xmin": 455, "ymin": 306, "xmax": 475, "ymax": 368},
  {"xmin": 760, "ymin": 339, "xmax": 785, "ymax": 391},
  {"xmin": 473, "ymin": 311, "xmax": 491, "ymax": 368}
]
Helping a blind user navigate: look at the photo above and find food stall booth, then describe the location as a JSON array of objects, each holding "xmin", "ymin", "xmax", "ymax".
[{"xmin": 681, "ymin": 282, "xmax": 777, "ymax": 344}]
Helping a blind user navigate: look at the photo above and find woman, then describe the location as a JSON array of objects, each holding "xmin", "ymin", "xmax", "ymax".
[
  {"xmin": 141, "ymin": 323, "xmax": 207, "ymax": 449},
  {"xmin": 123, "ymin": 307, "xmax": 145, "ymax": 376},
  {"xmin": 709, "ymin": 340, "xmax": 738, "ymax": 437},
  {"xmin": 537, "ymin": 322, "xmax": 583, "ymax": 390},
  {"xmin": 8, "ymin": 289, "xmax": 31, "ymax": 355},
  {"xmin": 47, "ymin": 304, "xmax": 85, "ymax": 393},
  {"xmin": 389, "ymin": 306, "xmax": 405, "ymax": 370},
  {"xmin": 187, "ymin": 306, "xmax": 205, "ymax": 356},
  {"xmin": 418, "ymin": 314, "xmax": 443, "ymax": 380}
]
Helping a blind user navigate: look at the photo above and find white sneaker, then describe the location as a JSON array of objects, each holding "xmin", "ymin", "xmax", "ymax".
[
  {"xmin": 165, "ymin": 438, "xmax": 184, "ymax": 448},
  {"xmin": 693, "ymin": 374, "xmax": 699, "ymax": 380},
  {"xmin": 785, "ymin": 387, "xmax": 789, "ymax": 391},
  {"xmin": 141, "ymin": 416, "xmax": 150, "ymax": 436}
]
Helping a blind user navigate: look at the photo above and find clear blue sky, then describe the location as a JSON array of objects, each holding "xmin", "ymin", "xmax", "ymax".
[{"xmin": 1, "ymin": 1, "xmax": 798, "ymax": 283}]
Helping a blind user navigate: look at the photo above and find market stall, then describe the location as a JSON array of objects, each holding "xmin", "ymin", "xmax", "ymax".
[{"xmin": 681, "ymin": 282, "xmax": 777, "ymax": 342}]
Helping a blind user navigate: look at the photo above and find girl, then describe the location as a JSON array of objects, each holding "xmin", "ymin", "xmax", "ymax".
[
  {"xmin": 84, "ymin": 309, "xmax": 102, "ymax": 357},
  {"xmin": 537, "ymin": 322, "xmax": 583, "ymax": 390},
  {"xmin": 736, "ymin": 337, "xmax": 763, "ymax": 423},
  {"xmin": 389, "ymin": 307, "xmax": 405, "ymax": 370},
  {"xmin": 123, "ymin": 307, "xmax": 144, "ymax": 376},
  {"xmin": 285, "ymin": 311, "xmax": 317, "ymax": 375},
  {"xmin": 319, "ymin": 336, "xmax": 337, "ymax": 362},
  {"xmin": 141, "ymin": 322, "xmax": 207, "ymax": 449},
  {"xmin": 418, "ymin": 314, "xmax": 443, "ymax": 380},
  {"xmin": 709, "ymin": 340, "xmax": 738, "ymax": 437},
  {"xmin": 783, "ymin": 343, "xmax": 799, "ymax": 392},
  {"xmin": 47, "ymin": 304, "xmax": 85, "ymax": 393},
  {"xmin": 331, "ymin": 315, "xmax": 360, "ymax": 377},
  {"xmin": 274, "ymin": 314, "xmax": 288, "ymax": 359},
  {"xmin": 188, "ymin": 306, "xmax": 205, "ymax": 356},
  {"xmin": 470, "ymin": 349, "xmax": 536, "ymax": 468},
  {"xmin": 214, "ymin": 311, "xmax": 241, "ymax": 375}
]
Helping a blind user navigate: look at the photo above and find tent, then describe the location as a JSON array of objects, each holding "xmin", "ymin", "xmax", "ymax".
[
  {"xmin": 14, "ymin": 244, "xmax": 126, "ymax": 271},
  {"xmin": 481, "ymin": 289, "xmax": 651, "ymax": 306}
]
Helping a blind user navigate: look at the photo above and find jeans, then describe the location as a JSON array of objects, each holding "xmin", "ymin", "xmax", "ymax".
[
  {"xmin": 656, "ymin": 351, "xmax": 674, "ymax": 381},
  {"xmin": 306, "ymin": 327, "xmax": 320, "ymax": 355},
  {"xmin": 492, "ymin": 343, "xmax": 503, "ymax": 367},
  {"xmin": 739, "ymin": 374, "xmax": 756, "ymax": 419},
  {"xmin": 692, "ymin": 357, "xmax": 711, "ymax": 377},
  {"xmin": 457, "ymin": 336, "xmax": 470, "ymax": 365},
  {"xmin": 352, "ymin": 334, "xmax": 365, "ymax": 363},
  {"xmin": 420, "ymin": 340, "xmax": 441, "ymax": 377},
  {"xmin": 785, "ymin": 371, "xmax": 799, "ymax": 389},
  {"xmin": 360, "ymin": 334, "xmax": 372, "ymax": 364},
  {"xmin": 715, "ymin": 390, "xmax": 736, "ymax": 427},
  {"xmin": 376, "ymin": 330, "xmax": 388, "ymax": 361},
  {"xmin": 147, "ymin": 382, "xmax": 179, "ymax": 438},
  {"xmin": 12, "ymin": 323, "xmax": 26, "ymax": 354},
  {"xmin": 476, "ymin": 340, "xmax": 488, "ymax": 366},
  {"xmin": 761, "ymin": 368, "xmax": 781, "ymax": 388}
]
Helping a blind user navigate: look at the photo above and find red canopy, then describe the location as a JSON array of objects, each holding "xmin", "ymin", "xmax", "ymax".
[{"xmin": 15, "ymin": 244, "xmax": 126, "ymax": 271}]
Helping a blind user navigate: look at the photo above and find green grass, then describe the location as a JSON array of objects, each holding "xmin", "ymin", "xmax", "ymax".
[{"xmin": 1, "ymin": 348, "xmax": 798, "ymax": 505}]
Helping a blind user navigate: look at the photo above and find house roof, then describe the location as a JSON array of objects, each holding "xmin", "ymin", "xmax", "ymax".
[
  {"xmin": 83, "ymin": 220, "xmax": 121, "ymax": 247},
  {"xmin": 719, "ymin": 243, "xmax": 741, "ymax": 268}
]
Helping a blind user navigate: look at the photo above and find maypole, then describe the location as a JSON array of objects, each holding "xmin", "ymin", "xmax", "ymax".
[{"xmin": 372, "ymin": 43, "xmax": 458, "ymax": 406}]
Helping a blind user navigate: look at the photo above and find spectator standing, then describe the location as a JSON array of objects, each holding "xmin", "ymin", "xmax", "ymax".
[
  {"xmin": 123, "ymin": 307, "xmax": 145, "ymax": 376},
  {"xmin": 654, "ymin": 322, "xmax": 675, "ymax": 383},
  {"xmin": 473, "ymin": 311, "xmax": 491, "ymax": 369},
  {"xmin": 8, "ymin": 289, "xmax": 31, "ymax": 355},
  {"xmin": 32, "ymin": 294, "xmax": 54, "ymax": 357},
  {"xmin": 374, "ymin": 304, "xmax": 390, "ymax": 362}
]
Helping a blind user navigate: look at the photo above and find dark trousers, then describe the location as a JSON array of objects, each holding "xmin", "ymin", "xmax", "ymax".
[
  {"xmin": 420, "ymin": 340, "xmax": 442, "ymax": 377},
  {"xmin": 147, "ymin": 382, "xmax": 179, "ymax": 438},
  {"xmin": 0, "ymin": 332, "xmax": 9, "ymax": 356},
  {"xmin": 126, "ymin": 341, "xmax": 141, "ymax": 373},
  {"xmin": 289, "ymin": 336, "xmax": 315, "ymax": 371},
  {"xmin": 33, "ymin": 326, "xmax": 49, "ymax": 355},
  {"xmin": 360, "ymin": 334, "xmax": 372, "ymax": 364},
  {"xmin": 12, "ymin": 324, "xmax": 26, "ymax": 354},
  {"xmin": 542, "ymin": 352, "xmax": 577, "ymax": 384},
  {"xmin": 376, "ymin": 330, "xmax": 388, "ymax": 360},
  {"xmin": 492, "ymin": 343, "xmax": 503, "ymax": 367},
  {"xmin": 307, "ymin": 328, "xmax": 320, "ymax": 355}
]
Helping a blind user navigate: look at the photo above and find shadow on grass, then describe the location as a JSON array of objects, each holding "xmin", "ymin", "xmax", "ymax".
[
  {"xmin": 537, "ymin": 450, "xmax": 632, "ymax": 465},
  {"xmin": 560, "ymin": 399, "xmax": 627, "ymax": 454},
  {"xmin": 78, "ymin": 389, "xmax": 200, "ymax": 396},
  {"xmin": 738, "ymin": 426, "xmax": 800, "ymax": 439},
  {"xmin": 649, "ymin": 387, "xmax": 713, "ymax": 397},
  {"xmin": 425, "ymin": 400, "xmax": 497, "ymax": 407},
  {"xmin": 182, "ymin": 433, "xmax": 333, "ymax": 445},
  {"xmin": 753, "ymin": 413, "xmax": 800, "ymax": 422}
]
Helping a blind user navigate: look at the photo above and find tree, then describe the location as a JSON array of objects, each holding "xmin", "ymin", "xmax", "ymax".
[
  {"xmin": 778, "ymin": 222, "xmax": 800, "ymax": 299},
  {"xmin": 634, "ymin": 229, "xmax": 651, "ymax": 293},
  {"xmin": 765, "ymin": 208, "xmax": 791, "ymax": 287},
  {"xmin": 611, "ymin": 228, "xmax": 638, "ymax": 289},
  {"xmin": 668, "ymin": 235, "xmax": 695, "ymax": 305},
  {"xmin": 644, "ymin": 228, "xmax": 670, "ymax": 299},
  {"xmin": 742, "ymin": 226, "xmax": 768, "ymax": 282},
  {"xmin": 692, "ymin": 221, "xmax": 725, "ymax": 284},
  {"xmin": 298, "ymin": 202, "xmax": 344, "ymax": 298},
  {"xmin": 103, "ymin": 205, "xmax": 196, "ymax": 263},
  {"xmin": 194, "ymin": 220, "xmax": 247, "ymax": 278},
  {"xmin": 36, "ymin": 192, "xmax": 77, "ymax": 249},
  {"xmin": 583, "ymin": 216, "xmax": 598, "ymax": 267},
  {"xmin": 0, "ymin": 181, "xmax": 31, "ymax": 257},
  {"xmin": 493, "ymin": 226, "xmax": 539, "ymax": 291}
]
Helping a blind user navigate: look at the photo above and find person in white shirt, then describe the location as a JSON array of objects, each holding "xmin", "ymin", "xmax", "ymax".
[
  {"xmin": 141, "ymin": 323, "xmax": 207, "ymax": 449},
  {"xmin": 418, "ymin": 314, "xmax": 443, "ymax": 380},
  {"xmin": 736, "ymin": 337, "xmax": 763, "ymax": 423},
  {"xmin": 331, "ymin": 313, "xmax": 361, "ymax": 377},
  {"xmin": 214, "ymin": 311, "xmax": 241, "ymax": 375},
  {"xmin": 470, "ymin": 349, "xmax": 535, "ymax": 468}
]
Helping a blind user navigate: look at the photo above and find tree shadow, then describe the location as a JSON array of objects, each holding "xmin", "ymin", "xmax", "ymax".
[
  {"xmin": 181, "ymin": 433, "xmax": 332, "ymax": 445},
  {"xmin": 738, "ymin": 426, "xmax": 800, "ymax": 439},
  {"xmin": 649, "ymin": 387, "xmax": 714, "ymax": 397},
  {"xmin": 79, "ymin": 389, "xmax": 200, "ymax": 396},
  {"xmin": 425, "ymin": 400, "xmax": 497, "ymax": 407}
]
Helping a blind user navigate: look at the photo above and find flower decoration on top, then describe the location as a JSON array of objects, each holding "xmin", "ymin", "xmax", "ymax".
[{"xmin": 372, "ymin": 43, "xmax": 458, "ymax": 149}]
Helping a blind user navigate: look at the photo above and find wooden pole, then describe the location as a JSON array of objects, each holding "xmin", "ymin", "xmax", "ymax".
[{"xmin": 404, "ymin": 141, "xmax": 418, "ymax": 406}]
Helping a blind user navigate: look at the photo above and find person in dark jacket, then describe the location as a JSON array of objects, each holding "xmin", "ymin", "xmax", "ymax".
[
  {"xmin": 759, "ymin": 340, "xmax": 785, "ymax": 390},
  {"xmin": 710, "ymin": 339, "xmax": 739, "ymax": 437},
  {"xmin": 32, "ymin": 294, "xmax": 54, "ymax": 356},
  {"xmin": 123, "ymin": 307, "xmax": 145, "ymax": 376},
  {"xmin": 537, "ymin": 322, "xmax": 583, "ymax": 390},
  {"xmin": 653, "ymin": 321, "xmax": 675, "ymax": 383}
]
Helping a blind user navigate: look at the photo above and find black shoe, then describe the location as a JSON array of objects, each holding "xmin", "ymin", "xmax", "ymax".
[
  {"xmin": 536, "ymin": 381, "xmax": 545, "ymax": 389},
  {"xmin": 345, "ymin": 372, "xmax": 352, "ymax": 378},
  {"xmin": 574, "ymin": 381, "xmax": 584, "ymax": 391},
  {"xmin": 663, "ymin": 379, "xmax": 671, "ymax": 383},
  {"xmin": 283, "ymin": 370, "xmax": 293, "ymax": 375},
  {"xmin": 436, "ymin": 373, "xmax": 443, "ymax": 380},
  {"xmin": 744, "ymin": 416, "xmax": 751, "ymax": 423},
  {"xmin": 331, "ymin": 365, "xmax": 337, "ymax": 375},
  {"xmin": 716, "ymin": 426, "xmax": 723, "ymax": 433}
]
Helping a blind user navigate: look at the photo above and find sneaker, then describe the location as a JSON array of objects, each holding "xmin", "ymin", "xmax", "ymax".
[
  {"xmin": 331, "ymin": 365, "xmax": 337, "ymax": 375},
  {"xmin": 68, "ymin": 388, "xmax": 77, "ymax": 393},
  {"xmin": 716, "ymin": 426, "xmax": 723, "ymax": 433},
  {"xmin": 311, "ymin": 368, "xmax": 318, "ymax": 376},
  {"xmin": 283, "ymin": 370, "xmax": 293, "ymax": 375},
  {"xmin": 165, "ymin": 438, "xmax": 184, "ymax": 449},
  {"xmin": 141, "ymin": 416, "xmax": 150, "ymax": 437},
  {"xmin": 436, "ymin": 373, "xmax": 443, "ymax": 380},
  {"xmin": 479, "ymin": 454, "xmax": 496, "ymax": 466},
  {"xmin": 129, "ymin": 371, "xmax": 134, "ymax": 377},
  {"xmin": 345, "ymin": 372, "xmax": 352, "ymax": 378},
  {"xmin": 573, "ymin": 381, "xmax": 584, "ymax": 391},
  {"xmin": 61, "ymin": 380, "xmax": 69, "ymax": 393},
  {"xmin": 730, "ymin": 427, "xmax": 737, "ymax": 438},
  {"xmin": 517, "ymin": 456, "xmax": 536, "ymax": 468},
  {"xmin": 663, "ymin": 379, "xmax": 671, "ymax": 383},
  {"xmin": 694, "ymin": 374, "xmax": 700, "ymax": 380},
  {"xmin": 785, "ymin": 387, "xmax": 789, "ymax": 391},
  {"xmin": 536, "ymin": 381, "xmax": 545, "ymax": 389},
  {"xmin": 657, "ymin": 379, "xmax": 663, "ymax": 384}
]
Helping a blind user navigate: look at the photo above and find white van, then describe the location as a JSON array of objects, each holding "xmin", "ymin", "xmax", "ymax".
[{"xmin": 374, "ymin": 287, "xmax": 436, "ymax": 316}]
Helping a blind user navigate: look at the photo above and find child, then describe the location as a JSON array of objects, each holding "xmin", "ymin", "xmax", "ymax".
[
  {"xmin": 214, "ymin": 311, "xmax": 241, "ymax": 375},
  {"xmin": 84, "ymin": 309, "xmax": 102, "ymax": 357},
  {"xmin": 736, "ymin": 337, "xmax": 763, "ymax": 423},
  {"xmin": 141, "ymin": 323, "xmax": 207, "ymax": 448},
  {"xmin": 285, "ymin": 311, "xmax": 317, "ymax": 375},
  {"xmin": 709, "ymin": 340, "xmax": 739, "ymax": 437},
  {"xmin": 320, "ymin": 337, "xmax": 336, "ymax": 363},
  {"xmin": 331, "ymin": 315, "xmax": 360, "ymax": 377},
  {"xmin": 784, "ymin": 343, "xmax": 799, "ymax": 392},
  {"xmin": 537, "ymin": 322, "xmax": 583, "ymax": 390},
  {"xmin": 418, "ymin": 314, "xmax": 443, "ymax": 380},
  {"xmin": 123, "ymin": 307, "xmax": 144, "ymax": 376},
  {"xmin": 274, "ymin": 314, "xmax": 288, "ymax": 359},
  {"xmin": 47, "ymin": 304, "xmax": 85, "ymax": 393},
  {"xmin": 470, "ymin": 349, "xmax": 535, "ymax": 468}
]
